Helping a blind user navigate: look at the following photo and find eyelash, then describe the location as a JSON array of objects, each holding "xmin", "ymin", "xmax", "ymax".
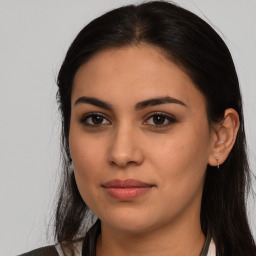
[{"xmin": 80, "ymin": 112, "xmax": 177, "ymax": 129}]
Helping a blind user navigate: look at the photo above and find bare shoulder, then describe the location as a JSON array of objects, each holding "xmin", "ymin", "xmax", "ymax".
[{"xmin": 18, "ymin": 245, "xmax": 59, "ymax": 256}]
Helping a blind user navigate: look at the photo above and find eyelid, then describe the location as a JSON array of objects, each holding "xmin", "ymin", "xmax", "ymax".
[
  {"xmin": 80, "ymin": 112, "xmax": 111, "ymax": 126},
  {"xmin": 143, "ymin": 111, "xmax": 177, "ymax": 128}
]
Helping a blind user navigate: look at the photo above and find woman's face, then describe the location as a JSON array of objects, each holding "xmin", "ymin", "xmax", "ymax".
[{"xmin": 69, "ymin": 45, "xmax": 216, "ymax": 234}]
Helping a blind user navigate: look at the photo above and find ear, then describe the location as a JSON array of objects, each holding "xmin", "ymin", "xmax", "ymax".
[{"xmin": 208, "ymin": 108, "xmax": 240, "ymax": 167}]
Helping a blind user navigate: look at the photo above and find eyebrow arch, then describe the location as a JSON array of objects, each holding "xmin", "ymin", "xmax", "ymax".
[
  {"xmin": 74, "ymin": 96, "xmax": 187, "ymax": 110},
  {"xmin": 74, "ymin": 96, "xmax": 113, "ymax": 110},
  {"xmin": 135, "ymin": 96, "xmax": 187, "ymax": 110}
]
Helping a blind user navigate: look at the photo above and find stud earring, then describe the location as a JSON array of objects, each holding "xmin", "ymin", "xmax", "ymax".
[{"xmin": 215, "ymin": 156, "xmax": 220, "ymax": 169}]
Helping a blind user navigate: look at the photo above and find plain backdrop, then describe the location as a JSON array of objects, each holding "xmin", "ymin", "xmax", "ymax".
[{"xmin": 0, "ymin": 0, "xmax": 255, "ymax": 255}]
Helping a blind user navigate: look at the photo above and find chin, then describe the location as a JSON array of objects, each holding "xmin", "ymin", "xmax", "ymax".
[{"xmin": 98, "ymin": 209, "xmax": 164, "ymax": 235}]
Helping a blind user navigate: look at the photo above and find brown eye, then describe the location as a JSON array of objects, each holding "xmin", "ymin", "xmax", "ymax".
[
  {"xmin": 81, "ymin": 113, "xmax": 111, "ymax": 126},
  {"xmin": 91, "ymin": 115, "xmax": 104, "ymax": 124},
  {"xmin": 144, "ymin": 113, "xmax": 176, "ymax": 128},
  {"xmin": 152, "ymin": 115, "xmax": 166, "ymax": 125}
]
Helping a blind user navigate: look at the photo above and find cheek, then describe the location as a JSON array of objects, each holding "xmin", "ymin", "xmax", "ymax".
[
  {"xmin": 146, "ymin": 124, "xmax": 211, "ymax": 185},
  {"xmin": 69, "ymin": 132, "xmax": 107, "ymax": 199},
  {"xmin": 69, "ymin": 125, "xmax": 106, "ymax": 169},
  {"xmin": 145, "ymin": 129, "xmax": 210, "ymax": 217}
]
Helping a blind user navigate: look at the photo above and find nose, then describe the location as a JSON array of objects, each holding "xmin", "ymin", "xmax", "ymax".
[{"xmin": 107, "ymin": 125, "xmax": 144, "ymax": 168}]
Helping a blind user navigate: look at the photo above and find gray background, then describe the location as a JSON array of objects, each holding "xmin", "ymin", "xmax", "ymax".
[{"xmin": 0, "ymin": 0, "xmax": 255, "ymax": 255}]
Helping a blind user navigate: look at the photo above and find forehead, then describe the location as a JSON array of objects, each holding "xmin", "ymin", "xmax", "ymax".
[{"xmin": 72, "ymin": 44, "xmax": 206, "ymax": 109}]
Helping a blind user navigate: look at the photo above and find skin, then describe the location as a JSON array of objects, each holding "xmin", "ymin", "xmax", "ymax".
[{"xmin": 69, "ymin": 44, "xmax": 239, "ymax": 256}]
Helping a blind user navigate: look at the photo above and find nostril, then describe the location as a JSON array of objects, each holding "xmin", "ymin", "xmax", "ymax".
[
  {"xmin": 127, "ymin": 161, "xmax": 137, "ymax": 165},
  {"xmin": 109, "ymin": 159, "xmax": 138, "ymax": 167}
]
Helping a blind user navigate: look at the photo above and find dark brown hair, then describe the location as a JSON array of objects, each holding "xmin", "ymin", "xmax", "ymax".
[{"xmin": 55, "ymin": 1, "xmax": 256, "ymax": 255}]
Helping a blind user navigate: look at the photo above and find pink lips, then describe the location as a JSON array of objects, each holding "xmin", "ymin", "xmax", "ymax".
[{"xmin": 103, "ymin": 179, "xmax": 154, "ymax": 201}]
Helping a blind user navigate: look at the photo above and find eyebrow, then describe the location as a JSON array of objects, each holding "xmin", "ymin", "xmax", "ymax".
[
  {"xmin": 74, "ymin": 96, "xmax": 187, "ymax": 110},
  {"xmin": 135, "ymin": 96, "xmax": 187, "ymax": 110}
]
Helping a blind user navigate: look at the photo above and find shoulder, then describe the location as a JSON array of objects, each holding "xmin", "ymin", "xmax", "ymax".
[
  {"xmin": 55, "ymin": 241, "xmax": 83, "ymax": 256},
  {"xmin": 18, "ymin": 245, "xmax": 59, "ymax": 256},
  {"xmin": 19, "ymin": 240, "xmax": 83, "ymax": 256}
]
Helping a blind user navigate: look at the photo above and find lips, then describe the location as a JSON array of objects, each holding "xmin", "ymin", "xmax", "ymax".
[{"xmin": 102, "ymin": 179, "xmax": 154, "ymax": 201}]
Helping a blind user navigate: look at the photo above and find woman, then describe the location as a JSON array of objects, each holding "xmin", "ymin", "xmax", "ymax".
[{"xmin": 20, "ymin": 1, "xmax": 256, "ymax": 255}]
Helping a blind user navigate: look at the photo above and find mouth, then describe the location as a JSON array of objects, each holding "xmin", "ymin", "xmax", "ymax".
[{"xmin": 102, "ymin": 179, "xmax": 154, "ymax": 201}]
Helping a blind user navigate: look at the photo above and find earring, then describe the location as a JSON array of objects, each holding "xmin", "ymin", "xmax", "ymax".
[{"xmin": 215, "ymin": 156, "xmax": 220, "ymax": 169}]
